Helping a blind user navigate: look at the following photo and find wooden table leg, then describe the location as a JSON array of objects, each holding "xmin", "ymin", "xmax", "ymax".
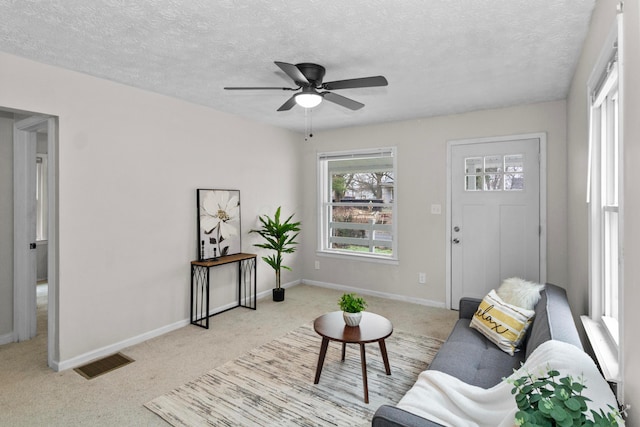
[
  {"xmin": 360, "ymin": 343, "xmax": 369, "ymax": 404},
  {"xmin": 379, "ymin": 339, "xmax": 391, "ymax": 375},
  {"xmin": 314, "ymin": 337, "xmax": 330, "ymax": 384}
]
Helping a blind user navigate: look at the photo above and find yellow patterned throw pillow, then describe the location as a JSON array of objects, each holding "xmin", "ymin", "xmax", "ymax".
[{"xmin": 470, "ymin": 290, "xmax": 535, "ymax": 355}]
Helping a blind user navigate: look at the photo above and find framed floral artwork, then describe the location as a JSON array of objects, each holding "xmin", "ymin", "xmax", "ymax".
[{"xmin": 197, "ymin": 189, "xmax": 241, "ymax": 260}]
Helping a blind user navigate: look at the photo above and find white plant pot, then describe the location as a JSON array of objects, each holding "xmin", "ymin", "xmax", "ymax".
[{"xmin": 343, "ymin": 311, "xmax": 362, "ymax": 326}]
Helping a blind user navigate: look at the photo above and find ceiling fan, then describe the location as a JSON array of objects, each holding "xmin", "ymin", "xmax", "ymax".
[{"xmin": 224, "ymin": 61, "xmax": 388, "ymax": 111}]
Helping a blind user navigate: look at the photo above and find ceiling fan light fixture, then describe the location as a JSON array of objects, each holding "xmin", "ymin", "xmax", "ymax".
[{"xmin": 295, "ymin": 92, "xmax": 322, "ymax": 109}]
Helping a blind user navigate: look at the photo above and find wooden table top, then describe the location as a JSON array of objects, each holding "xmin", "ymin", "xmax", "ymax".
[
  {"xmin": 313, "ymin": 311, "xmax": 393, "ymax": 344},
  {"xmin": 191, "ymin": 253, "xmax": 256, "ymax": 267}
]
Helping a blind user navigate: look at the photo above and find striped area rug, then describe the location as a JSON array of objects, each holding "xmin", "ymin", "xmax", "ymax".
[{"xmin": 145, "ymin": 323, "xmax": 442, "ymax": 426}]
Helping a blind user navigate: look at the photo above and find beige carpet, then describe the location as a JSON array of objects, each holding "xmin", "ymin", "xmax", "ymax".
[
  {"xmin": 146, "ymin": 323, "xmax": 442, "ymax": 426},
  {"xmin": 1, "ymin": 284, "xmax": 458, "ymax": 426}
]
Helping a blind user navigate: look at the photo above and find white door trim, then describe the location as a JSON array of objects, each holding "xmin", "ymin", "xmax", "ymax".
[
  {"xmin": 13, "ymin": 115, "xmax": 59, "ymax": 369},
  {"xmin": 445, "ymin": 132, "xmax": 547, "ymax": 309}
]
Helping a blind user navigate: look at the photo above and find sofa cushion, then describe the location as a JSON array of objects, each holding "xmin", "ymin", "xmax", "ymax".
[
  {"xmin": 428, "ymin": 319, "xmax": 525, "ymax": 388},
  {"xmin": 469, "ymin": 290, "xmax": 535, "ymax": 355}
]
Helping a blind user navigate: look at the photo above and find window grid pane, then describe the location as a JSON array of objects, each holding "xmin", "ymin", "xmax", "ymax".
[
  {"xmin": 36, "ymin": 155, "xmax": 48, "ymax": 242},
  {"xmin": 328, "ymin": 203, "xmax": 393, "ymax": 255},
  {"xmin": 603, "ymin": 209, "xmax": 619, "ymax": 322},
  {"xmin": 605, "ymin": 94, "xmax": 619, "ymax": 206},
  {"xmin": 600, "ymin": 91, "xmax": 619, "ymax": 327},
  {"xmin": 464, "ymin": 154, "xmax": 524, "ymax": 191}
]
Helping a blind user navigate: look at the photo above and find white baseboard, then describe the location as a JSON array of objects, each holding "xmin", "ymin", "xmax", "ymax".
[
  {"xmin": 55, "ymin": 317, "xmax": 190, "ymax": 371},
  {"xmin": 0, "ymin": 332, "xmax": 14, "ymax": 346},
  {"xmin": 55, "ymin": 279, "xmax": 303, "ymax": 371},
  {"xmin": 302, "ymin": 279, "xmax": 446, "ymax": 309}
]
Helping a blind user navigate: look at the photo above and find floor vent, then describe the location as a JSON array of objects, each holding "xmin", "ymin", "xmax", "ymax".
[{"xmin": 74, "ymin": 352, "xmax": 134, "ymax": 380}]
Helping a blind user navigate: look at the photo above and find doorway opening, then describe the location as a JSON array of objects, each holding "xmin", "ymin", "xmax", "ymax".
[{"xmin": 1, "ymin": 107, "xmax": 59, "ymax": 369}]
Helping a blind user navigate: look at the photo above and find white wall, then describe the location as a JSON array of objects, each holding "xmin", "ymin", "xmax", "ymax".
[
  {"xmin": 0, "ymin": 52, "xmax": 303, "ymax": 365},
  {"xmin": 566, "ymin": 0, "xmax": 639, "ymax": 419},
  {"xmin": 300, "ymin": 101, "xmax": 567, "ymax": 305}
]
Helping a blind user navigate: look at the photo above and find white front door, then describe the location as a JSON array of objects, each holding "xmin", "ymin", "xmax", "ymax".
[{"xmin": 449, "ymin": 136, "xmax": 542, "ymax": 309}]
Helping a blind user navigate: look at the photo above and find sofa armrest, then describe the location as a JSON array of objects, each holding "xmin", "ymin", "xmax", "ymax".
[
  {"xmin": 459, "ymin": 297, "xmax": 481, "ymax": 319},
  {"xmin": 372, "ymin": 405, "xmax": 445, "ymax": 427}
]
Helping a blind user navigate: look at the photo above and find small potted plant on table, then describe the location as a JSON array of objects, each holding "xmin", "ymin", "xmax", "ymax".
[{"xmin": 338, "ymin": 293, "xmax": 367, "ymax": 326}]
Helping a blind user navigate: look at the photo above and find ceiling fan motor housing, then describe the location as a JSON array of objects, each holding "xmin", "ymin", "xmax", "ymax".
[{"xmin": 296, "ymin": 63, "xmax": 326, "ymax": 87}]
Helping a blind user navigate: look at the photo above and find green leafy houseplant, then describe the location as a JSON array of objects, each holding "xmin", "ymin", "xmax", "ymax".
[
  {"xmin": 250, "ymin": 207, "xmax": 301, "ymax": 301},
  {"xmin": 338, "ymin": 293, "xmax": 367, "ymax": 313},
  {"xmin": 509, "ymin": 368, "xmax": 622, "ymax": 427}
]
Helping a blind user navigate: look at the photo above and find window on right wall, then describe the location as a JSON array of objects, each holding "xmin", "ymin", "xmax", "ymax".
[{"xmin": 584, "ymin": 22, "xmax": 623, "ymax": 394}]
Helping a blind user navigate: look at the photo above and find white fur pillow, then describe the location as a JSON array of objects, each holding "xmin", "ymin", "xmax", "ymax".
[{"xmin": 496, "ymin": 277, "xmax": 545, "ymax": 310}]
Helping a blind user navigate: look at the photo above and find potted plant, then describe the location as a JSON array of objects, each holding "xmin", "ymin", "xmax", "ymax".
[
  {"xmin": 250, "ymin": 207, "xmax": 301, "ymax": 302},
  {"xmin": 509, "ymin": 368, "xmax": 622, "ymax": 426},
  {"xmin": 338, "ymin": 293, "xmax": 367, "ymax": 326}
]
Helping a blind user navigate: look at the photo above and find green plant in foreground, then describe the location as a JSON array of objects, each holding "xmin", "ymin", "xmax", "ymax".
[
  {"xmin": 509, "ymin": 368, "xmax": 622, "ymax": 427},
  {"xmin": 338, "ymin": 293, "xmax": 367, "ymax": 313}
]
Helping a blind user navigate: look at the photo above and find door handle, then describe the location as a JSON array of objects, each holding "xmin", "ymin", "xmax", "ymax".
[
  {"xmin": 30, "ymin": 242, "xmax": 36, "ymax": 249},
  {"xmin": 452, "ymin": 238, "xmax": 460, "ymax": 244}
]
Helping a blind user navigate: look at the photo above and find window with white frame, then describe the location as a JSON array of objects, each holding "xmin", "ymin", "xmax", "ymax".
[
  {"xmin": 318, "ymin": 148, "xmax": 397, "ymax": 259},
  {"xmin": 36, "ymin": 154, "xmax": 48, "ymax": 242},
  {"xmin": 586, "ymin": 33, "xmax": 621, "ymax": 364}
]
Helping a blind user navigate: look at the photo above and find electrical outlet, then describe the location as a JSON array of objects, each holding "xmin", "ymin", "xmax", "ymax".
[
  {"xmin": 315, "ymin": 260, "xmax": 320, "ymax": 270},
  {"xmin": 418, "ymin": 272, "xmax": 426, "ymax": 284}
]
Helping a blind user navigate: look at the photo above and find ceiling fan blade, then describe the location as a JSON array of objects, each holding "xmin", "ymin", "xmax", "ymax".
[
  {"xmin": 274, "ymin": 61, "xmax": 310, "ymax": 86},
  {"xmin": 224, "ymin": 86, "xmax": 296, "ymax": 90},
  {"xmin": 277, "ymin": 95, "xmax": 298, "ymax": 111},
  {"xmin": 322, "ymin": 76, "xmax": 388, "ymax": 90},
  {"xmin": 322, "ymin": 92, "xmax": 364, "ymax": 110}
]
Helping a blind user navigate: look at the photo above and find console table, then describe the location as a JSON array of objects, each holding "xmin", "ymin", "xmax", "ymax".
[{"xmin": 190, "ymin": 253, "xmax": 257, "ymax": 329}]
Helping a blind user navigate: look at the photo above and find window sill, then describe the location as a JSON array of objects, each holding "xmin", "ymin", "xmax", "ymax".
[
  {"xmin": 581, "ymin": 315, "xmax": 620, "ymax": 383},
  {"xmin": 317, "ymin": 250, "xmax": 399, "ymax": 265}
]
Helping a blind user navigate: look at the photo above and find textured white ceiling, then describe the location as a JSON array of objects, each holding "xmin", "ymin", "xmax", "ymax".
[{"xmin": 0, "ymin": 0, "xmax": 595, "ymax": 133}]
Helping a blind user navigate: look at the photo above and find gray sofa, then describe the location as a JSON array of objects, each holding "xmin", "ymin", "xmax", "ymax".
[{"xmin": 372, "ymin": 283, "xmax": 583, "ymax": 427}]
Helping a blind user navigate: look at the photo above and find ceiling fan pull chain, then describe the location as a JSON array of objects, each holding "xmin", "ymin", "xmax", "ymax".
[{"xmin": 304, "ymin": 108, "xmax": 314, "ymax": 141}]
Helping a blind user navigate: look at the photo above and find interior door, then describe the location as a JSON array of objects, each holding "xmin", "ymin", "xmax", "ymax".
[
  {"xmin": 14, "ymin": 116, "xmax": 39, "ymax": 341},
  {"xmin": 450, "ymin": 137, "xmax": 541, "ymax": 309}
]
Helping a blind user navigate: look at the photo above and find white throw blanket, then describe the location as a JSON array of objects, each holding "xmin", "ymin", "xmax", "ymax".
[{"xmin": 397, "ymin": 340, "xmax": 621, "ymax": 427}]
